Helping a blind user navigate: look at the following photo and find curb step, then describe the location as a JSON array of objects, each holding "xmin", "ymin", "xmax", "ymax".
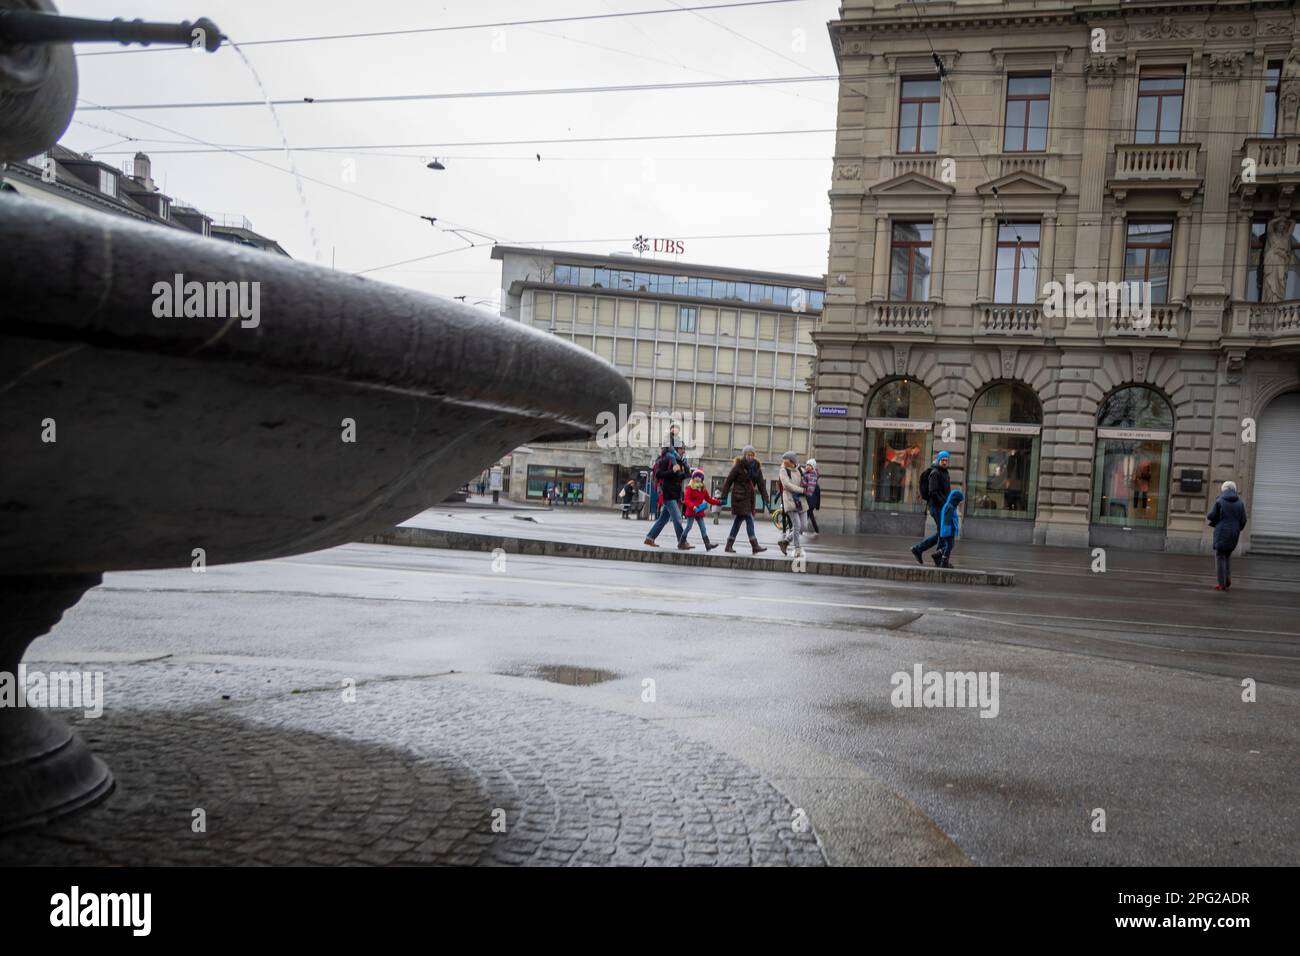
[{"xmin": 360, "ymin": 527, "xmax": 1016, "ymax": 587}]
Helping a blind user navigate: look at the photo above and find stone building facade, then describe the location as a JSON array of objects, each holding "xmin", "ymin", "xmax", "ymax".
[
  {"xmin": 813, "ymin": 0, "xmax": 1300, "ymax": 555},
  {"xmin": 493, "ymin": 245, "xmax": 823, "ymax": 506}
]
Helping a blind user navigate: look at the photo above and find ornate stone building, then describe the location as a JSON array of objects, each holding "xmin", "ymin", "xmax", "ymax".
[{"xmin": 813, "ymin": 0, "xmax": 1300, "ymax": 554}]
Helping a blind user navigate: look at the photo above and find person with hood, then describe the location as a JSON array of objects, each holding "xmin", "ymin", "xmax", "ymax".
[
  {"xmin": 644, "ymin": 444, "xmax": 691, "ymax": 549},
  {"xmin": 1206, "ymin": 480, "xmax": 1248, "ymax": 591},
  {"xmin": 776, "ymin": 450, "xmax": 808, "ymax": 557},
  {"xmin": 802, "ymin": 458, "xmax": 821, "ymax": 535},
  {"xmin": 682, "ymin": 468, "xmax": 722, "ymax": 551},
  {"xmin": 719, "ymin": 445, "xmax": 769, "ymax": 554},
  {"xmin": 910, "ymin": 450, "xmax": 952, "ymax": 564},
  {"xmin": 934, "ymin": 487, "xmax": 964, "ymax": 568}
]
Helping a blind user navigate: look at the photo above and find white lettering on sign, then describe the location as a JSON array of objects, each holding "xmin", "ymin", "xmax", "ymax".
[
  {"xmin": 969, "ymin": 423, "xmax": 1042, "ymax": 436},
  {"xmin": 1097, "ymin": 428, "xmax": 1172, "ymax": 441},
  {"xmin": 864, "ymin": 418, "xmax": 934, "ymax": 430}
]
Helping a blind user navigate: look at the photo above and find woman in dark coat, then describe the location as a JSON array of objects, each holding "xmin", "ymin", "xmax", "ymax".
[
  {"xmin": 1206, "ymin": 480, "xmax": 1248, "ymax": 591},
  {"xmin": 719, "ymin": 445, "xmax": 769, "ymax": 554}
]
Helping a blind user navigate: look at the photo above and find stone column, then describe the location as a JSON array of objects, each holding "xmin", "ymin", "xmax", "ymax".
[
  {"xmin": 1039, "ymin": 215, "xmax": 1057, "ymax": 294},
  {"xmin": 976, "ymin": 214, "xmax": 997, "ymax": 302},
  {"xmin": 1107, "ymin": 212, "xmax": 1127, "ymax": 284},
  {"xmin": 1231, "ymin": 207, "xmax": 1252, "ymax": 301},
  {"xmin": 1074, "ymin": 57, "xmax": 1119, "ymax": 282},
  {"xmin": 871, "ymin": 214, "xmax": 890, "ymax": 302},
  {"xmin": 930, "ymin": 214, "xmax": 947, "ymax": 302},
  {"xmin": 1171, "ymin": 209, "xmax": 1192, "ymax": 302}
]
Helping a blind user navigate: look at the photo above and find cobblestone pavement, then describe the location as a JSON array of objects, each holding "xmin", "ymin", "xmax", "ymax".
[{"xmin": 0, "ymin": 661, "xmax": 827, "ymax": 866}]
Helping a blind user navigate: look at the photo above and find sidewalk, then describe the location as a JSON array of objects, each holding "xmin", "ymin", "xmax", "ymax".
[
  {"xmin": 368, "ymin": 503, "xmax": 1300, "ymax": 594},
  {"xmin": 366, "ymin": 504, "xmax": 1015, "ymax": 586}
]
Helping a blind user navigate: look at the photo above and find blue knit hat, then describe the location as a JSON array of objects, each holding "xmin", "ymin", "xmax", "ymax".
[{"xmin": 936, "ymin": 450, "xmax": 951, "ymax": 461}]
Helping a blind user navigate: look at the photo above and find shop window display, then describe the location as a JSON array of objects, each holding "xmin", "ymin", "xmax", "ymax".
[
  {"xmin": 967, "ymin": 383, "xmax": 1042, "ymax": 520},
  {"xmin": 863, "ymin": 379, "xmax": 934, "ymax": 513},
  {"xmin": 1091, "ymin": 387, "xmax": 1174, "ymax": 528}
]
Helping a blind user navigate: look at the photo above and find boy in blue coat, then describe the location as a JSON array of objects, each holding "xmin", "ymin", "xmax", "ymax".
[{"xmin": 933, "ymin": 488, "xmax": 964, "ymax": 568}]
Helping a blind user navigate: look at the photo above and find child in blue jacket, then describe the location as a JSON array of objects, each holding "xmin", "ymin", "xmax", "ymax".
[{"xmin": 933, "ymin": 488, "xmax": 964, "ymax": 568}]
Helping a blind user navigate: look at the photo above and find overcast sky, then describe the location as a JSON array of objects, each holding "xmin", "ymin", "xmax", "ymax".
[{"xmin": 59, "ymin": 0, "xmax": 841, "ymax": 310}]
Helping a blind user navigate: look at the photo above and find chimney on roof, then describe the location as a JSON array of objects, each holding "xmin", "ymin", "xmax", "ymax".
[{"xmin": 131, "ymin": 151, "xmax": 156, "ymax": 191}]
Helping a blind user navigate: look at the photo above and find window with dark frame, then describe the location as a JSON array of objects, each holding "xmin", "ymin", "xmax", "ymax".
[
  {"xmin": 1123, "ymin": 222, "xmax": 1173, "ymax": 304},
  {"xmin": 1003, "ymin": 75, "xmax": 1050, "ymax": 152},
  {"xmin": 889, "ymin": 222, "xmax": 934, "ymax": 302},
  {"xmin": 993, "ymin": 222, "xmax": 1042, "ymax": 304},
  {"xmin": 1262, "ymin": 61, "xmax": 1282, "ymax": 137},
  {"xmin": 1134, "ymin": 67, "xmax": 1185, "ymax": 144},
  {"xmin": 898, "ymin": 77, "xmax": 941, "ymax": 154}
]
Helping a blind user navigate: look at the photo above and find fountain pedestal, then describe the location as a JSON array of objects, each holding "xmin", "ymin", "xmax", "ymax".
[{"xmin": 0, "ymin": 575, "xmax": 114, "ymax": 833}]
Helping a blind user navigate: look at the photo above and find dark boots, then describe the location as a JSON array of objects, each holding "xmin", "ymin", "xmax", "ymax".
[
  {"xmin": 724, "ymin": 538, "xmax": 737, "ymax": 553},
  {"xmin": 750, "ymin": 537, "xmax": 767, "ymax": 554}
]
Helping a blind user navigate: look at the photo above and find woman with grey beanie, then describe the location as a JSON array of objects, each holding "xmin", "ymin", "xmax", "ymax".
[
  {"xmin": 1206, "ymin": 480, "xmax": 1248, "ymax": 591},
  {"xmin": 719, "ymin": 445, "xmax": 769, "ymax": 553}
]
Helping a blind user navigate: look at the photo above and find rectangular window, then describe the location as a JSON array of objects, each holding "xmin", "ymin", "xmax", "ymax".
[
  {"xmin": 99, "ymin": 169, "xmax": 117, "ymax": 196},
  {"xmin": 656, "ymin": 344, "xmax": 673, "ymax": 370},
  {"xmin": 615, "ymin": 339, "xmax": 634, "ymax": 366},
  {"xmin": 698, "ymin": 346, "xmax": 715, "ymax": 371},
  {"xmin": 676, "ymin": 383, "xmax": 694, "ymax": 408},
  {"xmin": 1135, "ymin": 67, "xmax": 1185, "ymax": 144},
  {"xmin": 890, "ymin": 222, "xmax": 934, "ymax": 301},
  {"xmin": 755, "ymin": 389, "xmax": 773, "ymax": 414},
  {"xmin": 759, "ymin": 314, "xmax": 776, "ymax": 340},
  {"xmin": 898, "ymin": 77, "xmax": 941, "ymax": 153},
  {"xmin": 553, "ymin": 265, "xmax": 571, "ymax": 285},
  {"xmin": 1003, "ymin": 74, "xmax": 1050, "ymax": 152},
  {"xmin": 776, "ymin": 353, "xmax": 794, "ymax": 380},
  {"xmin": 553, "ymin": 294, "xmax": 574, "ymax": 330},
  {"xmin": 678, "ymin": 344, "xmax": 695, "ymax": 370},
  {"xmin": 637, "ymin": 301, "xmax": 656, "ymax": 329},
  {"xmin": 658, "ymin": 304, "xmax": 676, "ymax": 332},
  {"xmin": 716, "ymin": 386, "xmax": 733, "ymax": 412},
  {"xmin": 734, "ymin": 387, "xmax": 753, "ymax": 415},
  {"xmin": 796, "ymin": 355, "xmax": 813, "ymax": 384},
  {"xmin": 635, "ymin": 341, "xmax": 654, "ymax": 370},
  {"xmin": 739, "ymin": 312, "xmax": 758, "ymax": 339},
  {"xmin": 993, "ymin": 223, "xmax": 1041, "ymax": 304},
  {"xmin": 794, "ymin": 392, "xmax": 811, "ymax": 418},
  {"xmin": 527, "ymin": 466, "xmax": 585, "ymax": 501},
  {"xmin": 718, "ymin": 349, "xmax": 735, "ymax": 374},
  {"xmin": 778, "ymin": 317, "xmax": 796, "ymax": 344},
  {"xmin": 738, "ymin": 351, "xmax": 755, "ymax": 376},
  {"xmin": 1124, "ymin": 222, "xmax": 1173, "ymax": 304},
  {"xmin": 756, "ymin": 352, "xmax": 775, "ymax": 379},
  {"xmin": 719, "ymin": 310, "xmax": 738, "ymax": 336},
  {"xmin": 700, "ymin": 308, "xmax": 717, "ymax": 335},
  {"xmin": 654, "ymin": 381, "xmax": 671, "ymax": 407},
  {"xmin": 594, "ymin": 337, "xmax": 614, "ymax": 361},
  {"xmin": 678, "ymin": 306, "xmax": 698, "ymax": 333},
  {"xmin": 596, "ymin": 298, "xmax": 615, "ymax": 328},
  {"xmin": 633, "ymin": 379, "xmax": 652, "ymax": 403},
  {"xmin": 1248, "ymin": 217, "xmax": 1267, "ymax": 303},
  {"xmin": 533, "ymin": 292, "xmax": 554, "ymax": 327},
  {"xmin": 575, "ymin": 296, "xmax": 594, "ymax": 327},
  {"xmin": 617, "ymin": 299, "xmax": 635, "ymax": 329},
  {"xmin": 695, "ymin": 384, "xmax": 712, "ymax": 410},
  {"xmin": 1263, "ymin": 61, "xmax": 1282, "ymax": 137}
]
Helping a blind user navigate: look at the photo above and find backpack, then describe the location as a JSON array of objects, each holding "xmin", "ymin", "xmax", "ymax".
[{"xmin": 919, "ymin": 466, "xmax": 934, "ymax": 503}]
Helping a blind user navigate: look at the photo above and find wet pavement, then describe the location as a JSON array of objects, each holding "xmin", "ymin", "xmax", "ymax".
[{"xmin": 6, "ymin": 532, "xmax": 1298, "ymax": 866}]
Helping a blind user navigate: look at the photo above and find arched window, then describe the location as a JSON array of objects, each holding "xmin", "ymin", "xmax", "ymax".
[
  {"xmin": 863, "ymin": 379, "xmax": 935, "ymax": 512},
  {"xmin": 967, "ymin": 383, "xmax": 1043, "ymax": 519},
  {"xmin": 1091, "ymin": 386, "xmax": 1175, "ymax": 528}
]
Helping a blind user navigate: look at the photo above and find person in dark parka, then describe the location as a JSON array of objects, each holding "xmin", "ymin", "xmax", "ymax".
[
  {"xmin": 719, "ymin": 445, "xmax": 770, "ymax": 554},
  {"xmin": 1206, "ymin": 480, "xmax": 1248, "ymax": 591}
]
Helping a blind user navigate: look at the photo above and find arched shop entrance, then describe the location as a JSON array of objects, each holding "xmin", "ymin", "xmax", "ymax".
[
  {"xmin": 963, "ymin": 382, "xmax": 1043, "ymax": 542},
  {"xmin": 1090, "ymin": 385, "xmax": 1174, "ymax": 550},
  {"xmin": 860, "ymin": 378, "xmax": 934, "ymax": 534},
  {"xmin": 1251, "ymin": 391, "xmax": 1300, "ymax": 556}
]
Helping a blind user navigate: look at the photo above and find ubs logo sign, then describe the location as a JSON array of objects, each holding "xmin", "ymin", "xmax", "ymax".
[{"xmin": 633, "ymin": 235, "xmax": 685, "ymax": 256}]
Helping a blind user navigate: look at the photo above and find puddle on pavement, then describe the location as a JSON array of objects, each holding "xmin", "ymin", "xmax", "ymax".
[{"xmin": 503, "ymin": 664, "xmax": 620, "ymax": 686}]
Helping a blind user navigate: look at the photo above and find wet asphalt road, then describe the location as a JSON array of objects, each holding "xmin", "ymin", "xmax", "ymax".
[{"xmin": 30, "ymin": 540, "xmax": 1300, "ymax": 866}]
